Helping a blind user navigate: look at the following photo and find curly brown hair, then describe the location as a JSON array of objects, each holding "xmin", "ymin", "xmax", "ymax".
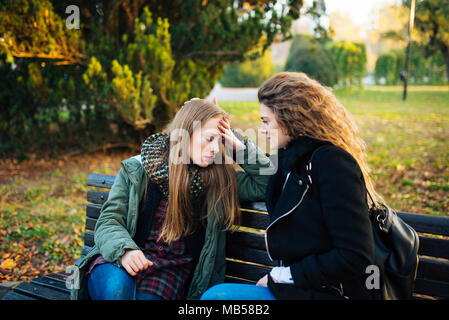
[{"xmin": 258, "ymin": 72, "xmax": 381, "ymax": 207}]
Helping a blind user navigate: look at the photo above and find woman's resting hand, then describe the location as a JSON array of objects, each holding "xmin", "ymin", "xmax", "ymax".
[{"xmin": 120, "ymin": 249, "xmax": 153, "ymax": 276}]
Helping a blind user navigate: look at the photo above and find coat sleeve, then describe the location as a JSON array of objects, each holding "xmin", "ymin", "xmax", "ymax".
[
  {"xmin": 232, "ymin": 131, "xmax": 275, "ymax": 202},
  {"xmin": 289, "ymin": 147, "xmax": 375, "ymax": 290},
  {"xmin": 94, "ymin": 167, "xmax": 140, "ymax": 267}
]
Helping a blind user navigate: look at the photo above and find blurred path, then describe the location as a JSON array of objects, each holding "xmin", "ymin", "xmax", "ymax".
[{"xmin": 206, "ymin": 83, "xmax": 258, "ymax": 102}]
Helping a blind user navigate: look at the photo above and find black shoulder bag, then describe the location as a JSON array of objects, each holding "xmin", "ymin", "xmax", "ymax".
[
  {"xmin": 365, "ymin": 194, "xmax": 420, "ymax": 299},
  {"xmin": 306, "ymin": 147, "xmax": 420, "ymax": 300}
]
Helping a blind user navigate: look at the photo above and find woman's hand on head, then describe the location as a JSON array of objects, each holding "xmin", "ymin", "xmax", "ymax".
[
  {"xmin": 184, "ymin": 95, "xmax": 217, "ymax": 106},
  {"xmin": 214, "ymin": 95, "xmax": 245, "ymax": 152},
  {"xmin": 120, "ymin": 249, "xmax": 153, "ymax": 276},
  {"xmin": 183, "ymin": 97, "xmax": 201, "ymax": 107},
  {"xmin": 218, "ymin": 116, "xmax": 246, "ymax": 151}
]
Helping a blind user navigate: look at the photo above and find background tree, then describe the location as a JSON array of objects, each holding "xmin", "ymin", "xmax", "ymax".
[
  {"xmin": 403, "ymin": 0, "xmax": 449, "ymax": 84},
  {"xmin": 374, "ymin": 52, "xmax": 397, "ymax": 85},
  {"xmin": 374, "ymin": 44, "xmax": 446, "ymax": 85},
  {"xmin": 284, "ymin": 34, "xmax": 338, "ymax": 87},
  {"xmin": 326, "ymin": 41, "xmax": 367, "ymax": 90},
  {"xmin": 0, "ymin": 0, "xmax": 85, "ymax": 65},
  {"xmin": 0, "ymin": 0, "xmax": 312, "ymax": 158},
  {"xmin": 219, "ymin": 48, "xmax": 275, "ymax": 87},
  {"xmin": 68, "ymin": 0, "xmax": 304, "ymax": 132}
]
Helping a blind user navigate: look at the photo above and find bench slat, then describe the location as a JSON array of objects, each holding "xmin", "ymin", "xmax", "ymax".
[
  {"xmin": 81, "ymin": 245, "xmax": 93, "ymax": 256},
  {"xmin": 418, "ymin": 236, "xmax": 449, "ymax": 260},
  {"xmin": 413, "ymin": 277, "xmax": 449, "ymax": 299},
  {"xmin": 87, "ymin": 173, "xmax": 115, "ymax": 189},
  {"xmin": 30, "ymin": 275, "xmax": 70, "ymax": 294},
  {"xmin": 397, "ymin": 211, "xmax": 449, "ymax": 236},
  {"xmin": 87, "ymin": 190, "xmax": 109, "ymax": 205},
  {"xmin": 226, "ymin": 245, "xmax": 276, "ymax": 267},
  {"xmin": 227, "ymin": 229, "xmax": 266, "ymax": 251},
  {"xmin": 225, "ymin": 275, "xmax": 255, "ymax": 284},
  {"xmin": 13, "ymin": 282, "xmax": 70, "ymax": 300},
  {"xmin": 86, "ymin": 217, "xmax": 97, "ymax": 231},
  {"xmin": 240, "ymin": 201, "xmax": 268, "ymax": 212},
  {"xmin": 44, "ymin": 272, "xmax": 70, "ymax": 283},
  {"xmin": 85, "ymin": 232, "xmax": 94, "ymax": 247},
  {"xmin": 86, "ymin": 204, "xmax": 102, "ymax": 219},
  {"xmin": 240, "ymin": 210, "xmax": 269, "ymax": 230},
  {"xmin": 2, "ymin": 291, "xmax": 37, "ymax": 300},
  {"xmin": 225, "ymin": 260, "xmax": 271, "ymax": 282},
  {"xmin": 417, "ymin": 257, "xmax": 449, "ymax": 282}
]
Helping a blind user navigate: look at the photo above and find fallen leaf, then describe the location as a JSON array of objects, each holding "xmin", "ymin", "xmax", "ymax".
[{"xmin": 0, "ymin": 258, "xmax": 16, "ymax": 269}]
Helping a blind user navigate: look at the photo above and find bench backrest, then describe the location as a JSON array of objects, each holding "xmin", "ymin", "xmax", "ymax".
[{"xmin": 84, "ymin": 173, "xmax": 449, "ymax": 300}]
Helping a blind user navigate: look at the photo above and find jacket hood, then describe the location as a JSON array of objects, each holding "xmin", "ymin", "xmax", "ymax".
[{"xmin": 121, "ymin": 155, "xmax": 144, "ymax": 186}]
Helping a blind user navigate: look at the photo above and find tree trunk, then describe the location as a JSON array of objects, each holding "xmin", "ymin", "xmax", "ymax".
[{"xmin": 441, "ymin": 43, "xmax": 449, "ymax": 88}]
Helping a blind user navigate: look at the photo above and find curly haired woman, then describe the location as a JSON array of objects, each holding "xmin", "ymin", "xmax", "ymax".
[{"xmin": 201, "ymin": 72, "xmax": 381, "ymax": 300}]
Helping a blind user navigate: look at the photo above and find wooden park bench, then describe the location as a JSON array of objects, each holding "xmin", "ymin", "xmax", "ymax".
[{"xmin": 2, "ymin": 173, "xmax": 449, "ymax": 300}]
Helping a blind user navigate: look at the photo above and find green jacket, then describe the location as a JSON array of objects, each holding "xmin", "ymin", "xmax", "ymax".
[{"xmin": 70, "ymin": 136, "xmax": 273, "ymax": 300}]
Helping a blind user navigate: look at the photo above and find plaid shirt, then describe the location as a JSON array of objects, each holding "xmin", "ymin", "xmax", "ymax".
[{"xmin": 87, "ymin": 197, "xmax": 193, "ymax": 300}]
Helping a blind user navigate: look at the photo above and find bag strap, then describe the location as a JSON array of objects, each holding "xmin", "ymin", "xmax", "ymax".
[{"xmin": 358, "ymin": 165, "xmax": 378, "ymax": 210}]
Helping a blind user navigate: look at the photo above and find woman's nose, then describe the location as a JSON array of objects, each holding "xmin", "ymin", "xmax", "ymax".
[{"xmin": 211, "ymin": 141, "xmax": 220, "ymax": 154}]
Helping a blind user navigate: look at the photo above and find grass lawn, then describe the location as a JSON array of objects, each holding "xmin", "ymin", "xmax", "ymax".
[
  {"xmin": 0, "ymin": 152, "xmax": 130, "ymax": 282},
  {"xmin": 0, "ymin": 86, "xmax": 448, "ymax": 283}
]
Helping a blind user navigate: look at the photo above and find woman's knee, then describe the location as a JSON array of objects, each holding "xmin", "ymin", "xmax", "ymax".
[
  {"xmin": 200, "ymin": 284, "xmax": 236, "ymax": 300},
  {"xmin": 201, "ymin": 283, "xmax": 277, "ymax": 300},
  {"xmin": 88, "ymin": 263, "xmax": 136, "ymax": 300}
]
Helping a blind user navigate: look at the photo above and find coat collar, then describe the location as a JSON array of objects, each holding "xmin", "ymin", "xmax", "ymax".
[
  {"xmin": 265, "ymin": 136, "xmax": 330, "ymax": 220},
  {"xmin": 278, "ymin": 136, "xmax": 330, "ymax": 172}
]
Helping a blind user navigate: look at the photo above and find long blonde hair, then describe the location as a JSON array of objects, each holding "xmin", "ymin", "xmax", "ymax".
[
  {"xmin": 258, "ymin": 72, "xmax": 382, "ymax": 207},
  {"xmin": 159, "ymin": 99, "xmax": 240, "ymax": 243}
]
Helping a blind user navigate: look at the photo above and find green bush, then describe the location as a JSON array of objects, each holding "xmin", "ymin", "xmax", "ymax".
[
  {"xmin": 374, "ymin": 44, "xmax": 447, "ymax": 85},
  {"xmin": 220, "ymin": 50, "xmax": 275, "ymax": 88},
  {"xmin": 285, "ymin": 34, "xmax": 338, "ymax": 87},
  {"xmin": 326, "ymin": 41, "xmax": 367, "ymax": 89},
  {"xmin": 375, "ymin": 52, "xmax": 398, "ymax": 85}
]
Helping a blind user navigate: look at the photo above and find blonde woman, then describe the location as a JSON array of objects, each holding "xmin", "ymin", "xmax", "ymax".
[
  {"xmin": 201, "ymin": 72, "xmax": 380, "ymax": 300},
  {"xmin": 70, "ymin": 99, "xmax": 272, "ymax": 300}
]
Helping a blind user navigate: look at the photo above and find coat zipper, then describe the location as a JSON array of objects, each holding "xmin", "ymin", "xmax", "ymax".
[
  {"xmin": 265, "ymin": 182, "xmax": 309, "ymax": 262},
  {"xmin": 281, "ymin": 172, "xmax": 291, "ymax": 192}
]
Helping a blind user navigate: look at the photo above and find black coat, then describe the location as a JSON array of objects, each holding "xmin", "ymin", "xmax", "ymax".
[{"xmin": 265, "ymin": 136, "xmax": 378, "ymax": 300}]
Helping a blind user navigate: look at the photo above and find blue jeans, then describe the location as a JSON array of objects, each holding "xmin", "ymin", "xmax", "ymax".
[
  {"xmin": 87, "ymin": 262, "xmax": 163, "ymax": 300},
  {"xmin": 200, "ymin": 283, "xmax": 277, "ymax": 300}
]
